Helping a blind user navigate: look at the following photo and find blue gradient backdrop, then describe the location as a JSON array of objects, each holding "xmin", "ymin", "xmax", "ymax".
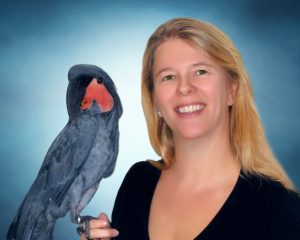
[{"xmin": 1, "ymin": 0, "xmax": 299, "ymax": 238}]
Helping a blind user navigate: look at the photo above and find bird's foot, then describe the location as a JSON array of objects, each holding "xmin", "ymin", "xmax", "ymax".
[{"xmin": 75, "ymin": 215, "xmax": 97, "ymax": 239}]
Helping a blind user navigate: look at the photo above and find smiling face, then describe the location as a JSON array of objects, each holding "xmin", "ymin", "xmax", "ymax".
[{"xmin": 152, "ymin": 38, "xmax": 236, "ymax": 141}]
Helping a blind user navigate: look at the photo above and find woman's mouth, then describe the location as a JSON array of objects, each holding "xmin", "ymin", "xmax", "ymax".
[{"xmin": 175, "ymin": 103, "xmax": 206, "ymax": 114}]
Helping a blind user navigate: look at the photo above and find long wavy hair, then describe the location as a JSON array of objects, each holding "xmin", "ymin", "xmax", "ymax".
[{"xmin": 141, "ymin": 18, "xmax": 294, "ymax": 190}]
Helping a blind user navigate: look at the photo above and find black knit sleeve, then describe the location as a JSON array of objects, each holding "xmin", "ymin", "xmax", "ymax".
[
  {"xmin": 111, "ymin": 162, "xmax": 139, "ymax": 230},
  {"xmin": 111, "ymin": 161, "xmax": 159, "ymax": 239}
]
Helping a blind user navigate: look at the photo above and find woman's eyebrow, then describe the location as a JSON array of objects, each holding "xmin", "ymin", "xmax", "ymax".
[
  {"xmin": 191, "ymin": 62, "xmax": 214, "ymax": 68},
  {"xmin": 154, "ymin": 67, "xmax": 174, "ymax": 79},
  {"xmin": 154, "ymin": 62, "xmax": 215, "ymax": 78}
]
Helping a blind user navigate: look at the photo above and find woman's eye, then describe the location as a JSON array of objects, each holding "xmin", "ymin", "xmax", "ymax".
[
  {"xmin": 196, "ymin": 69, "xmax": 207, "ymax": 76},
  {"xmin": 162, "ymin": 75, "xmax": 174, "ymax": 81}
]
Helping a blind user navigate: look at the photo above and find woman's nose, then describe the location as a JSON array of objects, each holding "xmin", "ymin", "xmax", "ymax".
[{"xmin": 176, "ymin": 78, "xmax": 196, "ymax": 96}]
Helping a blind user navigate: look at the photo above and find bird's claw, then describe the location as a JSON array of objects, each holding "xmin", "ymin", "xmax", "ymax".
[{"xmin": 75, "ymin": 215, "xmax": 97, "ymax": 239}]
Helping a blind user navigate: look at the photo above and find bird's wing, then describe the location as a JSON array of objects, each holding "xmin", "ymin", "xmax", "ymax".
[
  {"xmin": 36, "ymin": 103, "xmax": 101, "ymax": 206},
  {"xmin": 102, "ymin": 123, "xmax": 119, "ymax": 178},
  {"xmin": 15, "ymin": 103, "xmax": 101, "ymax": 232},
  {"xmin": 8, "ymin": 103, "xmax": 101, "ymax": 240}
]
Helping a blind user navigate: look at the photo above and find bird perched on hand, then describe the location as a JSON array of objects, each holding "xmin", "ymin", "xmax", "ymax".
[{"xmin": 7, "ymin": 64, "xmax": 122, "ymax": 240}]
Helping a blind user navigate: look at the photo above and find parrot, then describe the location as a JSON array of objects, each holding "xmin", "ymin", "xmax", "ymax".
[{"xmin": 7, "ymin": 64, "xmax": 123, "ymax": 240}]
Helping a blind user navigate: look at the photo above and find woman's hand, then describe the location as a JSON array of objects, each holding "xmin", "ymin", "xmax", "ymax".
[{"xmin": 79, "ymin": 213, "xmax": 119, "ymax": 240}]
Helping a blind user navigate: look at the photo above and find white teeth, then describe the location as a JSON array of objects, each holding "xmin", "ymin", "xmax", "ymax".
[{"xmin": 178, "ymin": 104, "xmax": 204, "ymax": 113}]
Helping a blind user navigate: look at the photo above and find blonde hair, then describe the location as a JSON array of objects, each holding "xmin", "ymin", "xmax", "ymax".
[{"xmin": 141, "ymin": 18, "xmax": 294, "ymax": 190}]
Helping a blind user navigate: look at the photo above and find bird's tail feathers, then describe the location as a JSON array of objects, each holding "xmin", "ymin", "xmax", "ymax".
[
  {"xmin": 7, "ymin": 197, "xmax": 55, "ymax": 240},
  {"xmin": 7, "ymin": 196, "xmax": 27, "ymax": 240}
]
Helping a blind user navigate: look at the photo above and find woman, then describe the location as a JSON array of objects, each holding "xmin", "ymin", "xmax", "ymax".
[{"xmin": 80, "ymin": 18, "xmax": 300, "ymax": 239}]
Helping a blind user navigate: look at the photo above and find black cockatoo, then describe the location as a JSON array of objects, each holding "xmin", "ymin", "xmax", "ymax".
[{"xmin": 7, "ymin": 64, "xmax": 122, "ymax": 240}]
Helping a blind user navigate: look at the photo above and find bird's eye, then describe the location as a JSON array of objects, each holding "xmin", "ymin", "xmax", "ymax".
[
  {"xmin": 97, "ymin": 77, "xmax": 103, "ymax": 84},
  {"xmin": 77, "ymin": 78, "xmax": 85, "ymax": 87}
]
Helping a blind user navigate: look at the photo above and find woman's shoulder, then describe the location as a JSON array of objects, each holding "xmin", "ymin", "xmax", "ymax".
[
  {"xmin": 124, "ymin": 160, "xmax": 160, "ymax": 178},
  {"xmin": 241, "ymin": 172, "xmax": 300, "ymax": 238},
  {"xmin": 242, "ymin": 172, "xmax": 300, "ymax": 211},
  {"xmin": 254, "ymin": 174, "xmax": 299, "ymax": 207},
  {"xmin": 112, "ymin": 161, "xmax": 161, "ymax": 236},
  {"xmin": 127, "ymin": 160, "xmax": 157, "ymax": 171},
  {"xmin": 119, "ymin": 160, "xmax": 161, "ymax": 189}
]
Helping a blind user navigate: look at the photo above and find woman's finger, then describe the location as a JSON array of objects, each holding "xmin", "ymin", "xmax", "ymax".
[
  {"xmin": 88, "ymin": 218, "xmax": 109, "ymax": 229},
  {"xmin": 88, "ymin": 228, "xmax": 119, "ymax": 239},
  {"xmin": 80, "ymin": 228, "xmax": 118, "ymax": 239},
  {"xmin": 98, "ymin": 212, "xmax": 110, "ymax": 227},
  {"xmin": 80, "ymin": 233, "xmax": 86, "ymax": 240},
  {"xmin": 96, "ymin": 212, "xmax": 115, "ymax": 240}
]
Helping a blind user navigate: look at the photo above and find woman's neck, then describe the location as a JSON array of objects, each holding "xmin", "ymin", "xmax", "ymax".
[{"xmin": 168, "ymin": 130, "xmax": 240, "ymax": 188}]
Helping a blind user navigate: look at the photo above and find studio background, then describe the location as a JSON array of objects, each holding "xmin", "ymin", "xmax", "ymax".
[{"xmin": 1, "ymin": 0, "xmax": 299, "ymax": 239}]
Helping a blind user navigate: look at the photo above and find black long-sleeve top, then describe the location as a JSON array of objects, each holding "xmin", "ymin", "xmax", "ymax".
[{"xmin": 112, "ymin": 161, "xmax": 300, "ymax": 239}]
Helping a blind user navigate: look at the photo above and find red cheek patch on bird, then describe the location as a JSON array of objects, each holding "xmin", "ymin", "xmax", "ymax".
[{"xmin": 81, "ymin": 79, "xmax": 114, "ymax": 112}]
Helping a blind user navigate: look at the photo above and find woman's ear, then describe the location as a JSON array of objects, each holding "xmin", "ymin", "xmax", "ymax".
[
  {"xmin": 152, "ymin": 93, "xmax": 161, "ymax": 117},
  {"xmin": 228, "ymin": 80, "xmax": 238, "ymax": 106},
  {"xmin": 152, "ymin": 91, "xmax": 160, "ymax": 110}
]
